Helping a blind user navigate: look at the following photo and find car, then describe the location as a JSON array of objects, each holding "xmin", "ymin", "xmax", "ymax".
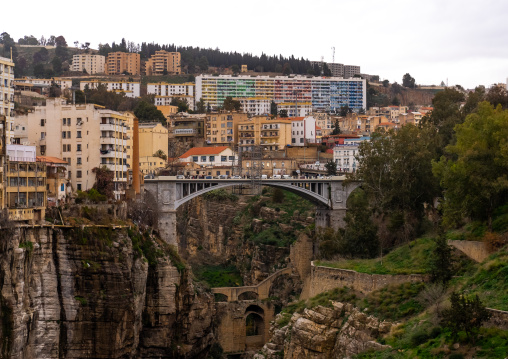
[
  {"xmin": 217, "ymin": 174, "xmax": 228, "ymax": 179},
  {"xmin": 261, "ymin": 175, "xmax": 268, "ymax": 179},
  {"xmin": 176, "ymin": 175, "xmax": 185, "ymax": 179},
  {"xmin": 271, "ymin": 175, "xmax": 281, "ymax": 179},
  {"xmin": 282, "ymin": 175, "xmax": 292, "ymax": 179},
  {"xmin": 231, "ymin": 175, "xmax": 242, "ymax": 179},
  {"xmin": 205, "ymin": 175, "xmax": 213, "ymax": 179}
]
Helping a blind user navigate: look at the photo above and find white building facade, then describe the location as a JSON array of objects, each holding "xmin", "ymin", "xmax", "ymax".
[
  {"xmin": 291, "ymin": 116, "xmax": 317, "ymax": 146},
  {"xmin": 80, "ymin": 80, "xmax": 140, "ymax": 98},
  {"xmin": 1, "ymin": 56, "xmax": 15, "ymax": 142},
  {"xmin": 179, "ymin": 146, "xmax": 237, "ymax": 167}
]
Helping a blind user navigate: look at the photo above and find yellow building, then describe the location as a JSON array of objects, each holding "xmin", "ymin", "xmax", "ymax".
[
  {"xmin": 157, "ymin": 105, "xmax": 178, "ymax": 117},
  {"xmin": 138, "ymin": 122, "xmax": 169, "ymax": 158},
  {"xmin": 37, "ymin": 156, "xmax": 69, "ymax": 206},
  {"xmin": 205, "ymin": 112, "xmax": 248, "ymax": 146},
  {"xmin": 72, "ymin": 54, "xmax": 105, "ymax": 74},
  {"xmin": 139, "ymin": 155, "xmax": 166, "ymax": 175},
  {"xmin": 241, "ymin": 65, "xmax": 248, "ymax": 73},
  {"xmin": 145, "ymin": 50, "xmax": 181, "ymax": 75},
  {"xmin": 237, "ymin": 116, "xmax": 292, "ymax": 152},
  {"xmin": 106, "ymin": 52, "xmax": 141, "ymax": 75}
]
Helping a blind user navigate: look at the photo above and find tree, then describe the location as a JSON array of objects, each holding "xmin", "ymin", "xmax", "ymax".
[
  {"xmin": 231, "ymin": 64, "xmax": 240, "ymax": 74},
  {"xmin": 278, "ymin": 109, "xmax": 288, "ymax": 118},
  {"xmin": 440, "ymin": 81, "xmax": 446, "ymax": 86},
  {"xmin": 382, "ymin": 80, "xmax": 389, "ymax": 87},
  {"xmin": 198, "ymin": 56, "xmax": 209, "ymax": 71},
  {"xmin": 134, "ymin": 100, "xmax": 167, "ymax": 124},
  {"xmin": 48, "ymin": 81, "xmax": 61, "ymax": 98},
  {"xmin": 432, "ymin": 102, "xmax": 508, "ymax": 228},
  {"xmin": 485, "ymin": 84, "xmax": 508, "ymax": 109},
  {"xmin": 196, "ymin": 98, "xmax": 206, "ymax": 114},
  {"xmin": 33, "ymin": 63, "xmax": 45, "ymax": 78},
  {"xmin": 429, "ymin": 235, "xmax": 453, "ymax": 284},
  {"xmin": 339, "ymin": 105, "xmax": 351, "ymax": 117},
  {"xmin": 391, "ymin": 96, "xmax": 401, "ymax": 106},
  {"xmin": 270, "ymin": 101, "xmax": 278, "ymax": 117},
  {"xmin": 222, "ymin": 96, "xmax": 241, "ymax": 111},
  {"xmin": 441, "ymin": 292, "xmax": 491, "ymax": 344},
  {"xmin": 272, "ymin": 188, "xmax": 285, "ymax": 203},
  {"xmin": 92, "ymin": 166, "xmax": 114, "ymax": 199},
  {"xmin": 402, "ymin": 73, "xmax": 416, "ymax": 88},
  {"xmin": 55, "ymin": 35, "xmax": 68, "ymax": 61},
  {"xmin": 51, "ymin": 56, "xmax": 62, "ymax": 75},
  {"xmin": 153, "ymin": 150, "xmax": 167, "ymax": 161},
  {"xmin": 282, "ymin": 62, "xmax": 292, "ymax": 75},
  {"xmin": 55, "ymin": 35, "xmax": 67, "ymax": 47},
  {"xmin": 322, "ymin": 63, "xmax": 332, "ymax": 77},
  {"xmin": 331, "ymin": 118, "xmax": 341, "ymax": 135},
  {"xmin": 325, "ymin": 160, "xmax": 337, "ymax": 176},
  {"xmin": 353, "ymin": 124, "xmax": 439, "ymax": 245},
  {"xmin": 170, "ymin": 97, "xmax": 189, "ymax": 113}
]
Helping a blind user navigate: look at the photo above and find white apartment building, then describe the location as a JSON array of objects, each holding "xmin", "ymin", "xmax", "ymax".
[
  {"xmin": 179, "ymin": 146, "xmax": 237, "ymax": 167},
  {"xmin": 0, "ymin": 56, "xmax": 15, "ymax": 141},
  {"xmin": 291, "ymin": 116, "xmax": 317, "ymax": 146},
  {"xmin": 278, "ymin": 102, "xmax": 312, "ymax": 117},
  {"xmin": 72, "ymin": 54, "xmax": 105, "ymax": 74},
  {"xmin": 14, "ymin": 77, "xmax": 73, "ymax": 91},
  {"xmin": 80, "ymin": 80, "xmax": 140, "ymax": 98},
  {"xmin": 236, "ymin": 98, "xmax": 271, "ymax": 116},
  {"xmin": 147, "ymin": 82, "xmax": 195, "ymax": 110},
  {"xmin": 18, "ymin": 99, "xmax": 130, "ymax": 199},
  {"xmin": 333, "ymin": 137, "xmax": 370, "ymax": 173}
]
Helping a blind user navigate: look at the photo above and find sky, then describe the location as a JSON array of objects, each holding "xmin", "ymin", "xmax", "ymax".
[{"xmin": 3, "ymin": 0, "xmax": 508, "ymax": 89}]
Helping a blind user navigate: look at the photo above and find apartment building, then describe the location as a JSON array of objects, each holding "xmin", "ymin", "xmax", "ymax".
[
  {"xmin": 139, "ymin": 122, "xmax": 169, "ymax": 158},
  {"xmin": 139, "ymin": 155, "xmax": 166, "ymax": 175},
  {"xmin": 196, "ymin": 75, "xmax": 366, "ymax": 114},
  {"xmin": 313, "ymin": 112, "xmax": 333, "ymax": 136},
  {"xmin": 37, "ymin": 156, "xmax": 69, "ymax": 205},
  {"xmin": 147, "ymin": 82, "xmax": 195, "ymax": 109},
  {"xmin": 0, "ymin": 56, "xmax": 15, "ymax": 141},
  {"xmin": 106, "ymin": 52, "xmax": 141, "ymax": 75},
  {"xmin": 80, "ymin": 80, "xmax": 140, "ymax": 98},
  {"xmin": 310, "ymin": 61, "xmax": 345, "ymax": 77},
  {"xmin": 5, "ymin": 144, "xmax": 47, "ymax": 221},
  {"xmin": 237, "ymin": 116, "xmax": 292, "ymax": 152},
  {"xmin": 72, "ymin": 54, "xmax": 105, "ymax": 74},
  {"xmin": 145, "ymin": 50, "xmax": 181, "ymax": 75},
  {"xmin": 14, "ymin": 77, "xmax": 72, "ymax": 92},
  {"xmin": 278, "ymin": 102, "xmax": 312, "ymax": 117},
  {"xmin": 19, "ymin": 99, "xmax": 130, "ymax": 199},
  {"xmin": 291, "ymin": 116, "xmax": 317, "ymax": 146},
  {"xmin": 344, "ymin": 65, "xmax": 361, "ymax": 79},
  {"xmin": 205, "ymin": 112, "xmax": 248, "ymax": 146},
  {"xmin": 168, "ymin": 113, "xmax": 206, "ymax": 143},
  {"xmin": 179, "ymin": 146, "xmax": 237, "ymax": 167}
]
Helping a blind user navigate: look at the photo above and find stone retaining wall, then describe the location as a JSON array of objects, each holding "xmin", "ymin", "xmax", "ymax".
[{"xmin": 309, "ymin": 263, "xmax": 428, "ymax": 296}]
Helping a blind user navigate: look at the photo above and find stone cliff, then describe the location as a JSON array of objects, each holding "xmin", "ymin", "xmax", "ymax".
[
  {"xmin": 256, "ymin": 302, "xmax": 392, "ymax": 359},
  {"xmin": 0, "ymin": 226, "xmax": 215, "ymax": 359}
]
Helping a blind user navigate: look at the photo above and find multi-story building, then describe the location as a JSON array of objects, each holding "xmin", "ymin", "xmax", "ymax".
[
  {"xmin": 145, "ymin": 50, "xmax": 181, "ymax": 75},
  {"xmin": 106, "ymin": 52, "xmax": 141, "ymax": 75},
  {"xmin": 0, "ymin": 56, "xmax": 15, "ymax": 141},
  {"xmin": 147, "ymin": 82, "xmax": 195, "ymax": 110},
  {"xmin": 19, "ymin": 99, "xmax": 130, "ymax": 199},
  {"xmin": 237, "ymin": 116, "xmax": 293, "ymax": 152},
  {"xmin": 179, "ymin": 146, "xmax": 237, "ymax": 167},
  {"xmin": 291, "ymin": 116, "xmax": 317, "ymax": 146},
  {"xmin": 278, "ymin": 102, "xmax": 312, "ymax": 117},
  {"xmin": 313, "ymin": 112, "xmax": 333, "ymax": 136},
  {"xmin": 14, "ymin": 77, "xmax": 73, "ymax": 92},
  {"xmin": 168, "ymin": 113, "xmax": 206, "ymax": 145},
  {"xmin": 80, "ymin": 80, "xmax": 140, "ymax": 98},
  {"xmin": 332, "ymin": 137, "xmax": 369, "ymax": 173},
  {"xmin": 139, "ymin": 155, "xmax": 167, "ymax": 175},
  {"xmin": 344, "ymin": 65, "xmax": 361, "ymax": 79},
  {"xmin": 196, "ymin": 75, "xmax": 366, "ymax": 114},
  {"xmin": 310, "ymin": 62, "xmax": 345, "ymax": 77},
  {"xmin": 72, "ymin": 54, "xmax": 105, "ymax": 74},
  {"xmin": 205, "ymin": 112, "xmax": 248, "ymax": 146},
  {"xmin": 5, "ymin": 144, "xmax": 47, "ymax": 221},
  {"xmin": 139, "ymin": 122, "xmax": 169, "ymax": 158},
  {"xmin": 37, "ymin": 155, "xmax": 69, "ymax": 205}
]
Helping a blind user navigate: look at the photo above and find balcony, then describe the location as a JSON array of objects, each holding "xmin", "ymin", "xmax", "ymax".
[
  {"xmin": 100, "ymin": 149, "xmax": 127, "ymax": 159},
  {"xmin": 100, "ymin": 123, "xmax": 127, "ymax": 133},
  {"xmin": 103, "ymin": 163, "xmax": 128, "ymax": 172},
  {"xmin": 100, "ymin": 137, "xmax": 126, "ymax": 145}
]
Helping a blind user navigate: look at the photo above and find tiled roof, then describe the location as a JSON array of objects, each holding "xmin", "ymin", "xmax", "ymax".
[
  {"xmin": 180, "ymin": 146, "xmax": 229, "ymax": 158},
  {"xmin": 36, "ymin": 156, "xmax": 68, "ymax": 164}
]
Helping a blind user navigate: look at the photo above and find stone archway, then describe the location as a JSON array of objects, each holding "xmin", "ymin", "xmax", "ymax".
[{"xmin": 245, "ymin": 305, "xmax": 265, "ymax": 350}]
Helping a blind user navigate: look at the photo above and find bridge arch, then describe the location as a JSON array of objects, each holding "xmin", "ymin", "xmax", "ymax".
[{"xmin": 238, "ymin": 291, "xmax": 259, "ymax": 301}]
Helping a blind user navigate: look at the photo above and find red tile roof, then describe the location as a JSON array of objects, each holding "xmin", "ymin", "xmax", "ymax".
[
  {"xmin": 180, "ymin": 146, "xmax": 229, "ymax": 158},
  {"xmin": 36, "ymin": 156, "xmax": 68, "ymax": 164}
]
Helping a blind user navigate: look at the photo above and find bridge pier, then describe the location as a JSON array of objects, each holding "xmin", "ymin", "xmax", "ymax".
[{"xmin": 315, "ymin": 207, "xmax": 346, "ymax": 231}]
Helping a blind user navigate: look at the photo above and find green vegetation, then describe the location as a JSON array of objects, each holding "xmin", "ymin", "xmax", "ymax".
[
  {"xmin": 75, "ymin": 189, "xmax": 107, "ymax": 204},
  {"xmin": 316, "ymin": 237, "xmax": 435, "ymax": 275},
  {"xmin": 193, "ymin": 264, "xmax": 243, "ymax": 288},
  {"xmin": 127, "ymin": 228, "xmax": 165, "ymax": 267},
  {"xmin": 19, "ymin": 241, "xmax": 34, "ymax": 253},
  {"xmin": 74, "ymin": 296, "xmax": 88, "ymax": 306},
  {"xmin": 203, "ymin": 189, "xmax": 238, "ymax": 202}
]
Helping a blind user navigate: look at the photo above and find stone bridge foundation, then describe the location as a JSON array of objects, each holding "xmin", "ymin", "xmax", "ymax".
[{"xmin": 315, "ymin": 207, "xmax": 346, "ymax": 231}]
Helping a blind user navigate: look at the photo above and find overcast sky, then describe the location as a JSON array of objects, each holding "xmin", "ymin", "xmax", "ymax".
[{"xmin": 4, "ymin": 0, "xmax": 508, "ymax": 88}]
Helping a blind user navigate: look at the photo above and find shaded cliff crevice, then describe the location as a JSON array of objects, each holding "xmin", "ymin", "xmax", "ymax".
[{"xmin": 51, "ymin": 229, "xmax": 67, "ymax": 359}]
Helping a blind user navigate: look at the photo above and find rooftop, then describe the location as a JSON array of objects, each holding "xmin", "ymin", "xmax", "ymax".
[{"xmin": 180, "ymin": 146, "xmax": 230, "ymax": 158}]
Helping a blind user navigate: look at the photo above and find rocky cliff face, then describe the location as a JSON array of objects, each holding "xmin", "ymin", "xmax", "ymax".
[
  {"xmin": 256, "ymin": 302, "xmax": 392, "ymax": 359},
  {"xmin": 0, "ymin": 226, "xmax": 215, "ymax": 359}
]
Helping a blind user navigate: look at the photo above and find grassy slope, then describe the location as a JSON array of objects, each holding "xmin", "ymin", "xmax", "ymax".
[{"xmin": 315, "ymin": 237, "xmax": 435, "ymax": 275}]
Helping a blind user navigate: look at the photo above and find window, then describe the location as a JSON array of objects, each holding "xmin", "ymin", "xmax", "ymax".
[
  {"xmin": 209, "ymin": 156, "xmax": 215, "ymax": 162},
  {"xmin": 41, "ymin": 132, "xmax": 45, "ymax": 139},
  {"xmin": 62, "ymin": 132, "xmax": 66, "ymax": 139},
  {"xmin": 192, "ymin": 156, "xmax": 198, "ymax": 162},
  {"xmin": 216, "ymin": 171, "xmax": 220, "ymax": 175},
  {"xmin": 62, "ymin": 118, "xmax": 66, "ymax": 126},
  {"xmin": 292, "ymin": 138, "xmax": 295, "ymax": 143},
  {"xmin": 68, "ymin": 118, "xmax": 71, "ymax": 126},
  {"xmin": 77, "ymin": 171, "xmax": 82, "ymax": 178},
  {"xmin": 77, "ymin": 131, "xmax": 81, "ymax": 138},
  {"xmin": 67, "ymin": 131, "xmax": 71, "ymax": 138},
  {"xmin": 77, "ymin": 184, "xmax": 82, "ymax": 191},
  {"xmin": 77, "ymin": 144, "xmax": 81, "ymax": 152},
  {"xmin": 229, "ymin": 156, "xmax": 234, "ymax": 160},
  {"xmin": 221, "ymin": 156, "xmax": 227, "ymax": 162},
  {"xmin": 63, "ymin": 145, "xmax": 67, "ymax": 152},
  {"xmin": 67, "ymin": 144, "xmax": 71, "ymax": 151},
  {"xmin": 201, "ymin": 156, "xmax": 206, "ymax": 162},
  {"xmin": 40, "ymin": 119, "xmax": 45, "ymax": 126},
  {"xmin": 300, "ymin": 138, "xmax": 304, "ymax": 143},
  {"xmin": 77, "ymin": 158, "xmax": 82, "ymax": 165}
]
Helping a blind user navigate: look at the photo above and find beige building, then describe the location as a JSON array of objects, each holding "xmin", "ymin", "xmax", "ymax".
[
  {"xmin": 37, "ymin": 156, "xmax": 69, "ymax": 205},
  {"xmin": 146, "ymin": 50, "xmax": 181, "ymax": 75},
  {"xmin": 19, "ymin": 99, "xmax": 130, "ymax": 199},
  {"xmin": 1, "ymin": 56, "xmax": 15, "ymax": 142},
  {"xmin": 72, "ymin": 54, "xmax": 105, "ymax": 74},
  {"xmin": 106, "ymin": 52, "xmax": 141, "ymax": 75},
  {"xmin": 238, "ymin": 116, "xmax": 292, "ymax": 152},
  {"xmin": 205, "ymin": 112, "xmax": 249, "ymax": 146},
  {"xmin": 139, "ymin": 155, "xmax": 166, "ymax": 175},
  {"xmin": 139, "ymin": 122, "xmax": 169, "ymax": 158},
  {"xmin": 80, "ymin": 80, "xmax": 140, "ymax": 98}
]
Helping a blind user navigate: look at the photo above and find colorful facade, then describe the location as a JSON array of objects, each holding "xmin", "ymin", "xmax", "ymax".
[{"xmin": 196, "ymin": 75, "xmax": 366, "ymax": 114}]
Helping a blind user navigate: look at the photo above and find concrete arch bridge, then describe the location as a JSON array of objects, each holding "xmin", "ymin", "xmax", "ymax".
[{"xmin": 144, "ymin": 176, "xmax": 361, "ymax": 246}]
